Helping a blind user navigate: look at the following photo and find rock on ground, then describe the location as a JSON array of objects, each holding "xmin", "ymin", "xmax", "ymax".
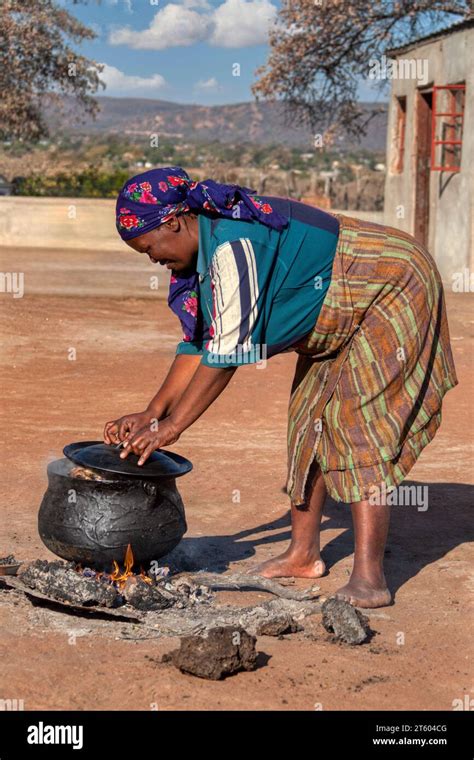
[
  {"xmin": 166, "ymin": 625, "xmax": 258, "ymax": 680},
  {"xmin": 321, "ymin": 597, "xmax": 371, "ymax": 645}
]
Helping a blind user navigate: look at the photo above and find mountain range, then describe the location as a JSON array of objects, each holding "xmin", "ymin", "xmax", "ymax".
[{"xmin": 49, "ymin": 96, "xmax": 388, "ymax": 151}]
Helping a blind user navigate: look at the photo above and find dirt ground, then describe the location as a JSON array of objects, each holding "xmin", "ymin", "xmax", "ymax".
[{"xmin": 0, "ymin": 247, "xmax": 472, "ymax": 711}]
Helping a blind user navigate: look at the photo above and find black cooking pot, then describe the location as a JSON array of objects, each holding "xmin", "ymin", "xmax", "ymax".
[{"xmin": 38, "ymin": 442, "xmax": 192, "ymax": 570}]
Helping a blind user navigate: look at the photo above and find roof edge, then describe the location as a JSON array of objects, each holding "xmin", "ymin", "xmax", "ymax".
[{"xmin": 386, "ymin": 16, "xmax": 474, "ymax": 57}]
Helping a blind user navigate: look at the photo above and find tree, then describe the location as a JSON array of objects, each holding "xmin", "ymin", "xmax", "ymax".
[
  {"xmin": 252, "ymin": 0, "xmax": 472, "ymax": 139},
  {"xmin": 0, "ymin": 0, "xmax": 103, "ymax": 141}
]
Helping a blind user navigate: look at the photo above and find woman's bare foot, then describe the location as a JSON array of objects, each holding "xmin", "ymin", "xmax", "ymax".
[
  {"xmin": 252, "ymin": 551, "xmax": 326, "ymax": 579},
  {"xmin": 335, "ymin": 576, "xmax": 392, "ymax": 608},
  {"xmin": 336, "ymin": 499, "xmax": 392, "ymax": 607},
  {"xmin": 251, "ymin": 464, "xmax": 327, "ymax": 580}
]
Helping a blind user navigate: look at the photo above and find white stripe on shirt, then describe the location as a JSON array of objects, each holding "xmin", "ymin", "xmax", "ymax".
[{"xmin": 206, "ymin": 239, "xmax": 260, "ymax": 357}]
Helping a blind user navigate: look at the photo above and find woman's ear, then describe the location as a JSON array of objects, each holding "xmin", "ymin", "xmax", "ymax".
[{"xmin": 165, "ymin": 217, "xmax": 181, "ymax": 233}]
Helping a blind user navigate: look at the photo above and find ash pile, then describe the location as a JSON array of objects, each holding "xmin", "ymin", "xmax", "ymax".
[{"xmin": 17, "ymin": 558, "xmax": 213, "ymax": 613}]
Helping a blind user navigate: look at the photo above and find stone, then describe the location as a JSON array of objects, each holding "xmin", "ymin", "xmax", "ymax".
[
  {"xmin": 167, "ymin": 625, "xmax": 258, "ymax": 679},
  {"xmin": 321, "ymin": 597, "xmax": 371, "ymax": 645}
]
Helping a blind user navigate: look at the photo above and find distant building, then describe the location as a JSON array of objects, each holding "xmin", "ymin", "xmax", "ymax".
[
  {"xmin": 0, "ymin": 175, "xmax": 12, "ymax": 196},
  {"xmin": 384, "ymin": 18, "xmax": 473, "ymax": 280}
]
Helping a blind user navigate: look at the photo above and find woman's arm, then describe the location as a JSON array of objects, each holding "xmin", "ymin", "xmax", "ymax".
[
  {"xmin": 121, "ymin": 363, "xmax": 237, "ymax": 465},
  {"xmin": 146, "ymin": 352, "xmax": 203, "ymax": 417},
  {"xmin": 170, "ymin": 363, "xmax": 236, "ymax": 431},
  {"xmin": 104, "ymin": 353, "xmax": 202, "ymax": 444}
]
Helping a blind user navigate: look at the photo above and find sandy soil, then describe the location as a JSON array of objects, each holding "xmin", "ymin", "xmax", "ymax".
[{"xmin": 0, "ymin": 251, "xmax": 472, "ymax": 710}]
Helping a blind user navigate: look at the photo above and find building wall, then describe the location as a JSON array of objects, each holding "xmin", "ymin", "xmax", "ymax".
[
  {"xmin": 0, "ymin": 196, "xmax": 383, "ymax": 251},
  {"xmin": 384, "ymin": 28, "xmax": 473, "ymax": 281},
  {"xmin": 0, "ymin": 196, "xmax": 121, "ymax": 251}
]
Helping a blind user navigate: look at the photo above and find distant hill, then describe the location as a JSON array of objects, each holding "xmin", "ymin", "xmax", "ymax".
[{"xmin": 46, "ymin": 96, "xmax": 388, "ymax": 152}]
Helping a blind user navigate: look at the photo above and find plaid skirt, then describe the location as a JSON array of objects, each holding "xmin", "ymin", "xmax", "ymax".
[{"xmin": 286, "ymin": 214, "xmax": 458, "ymax": 505}]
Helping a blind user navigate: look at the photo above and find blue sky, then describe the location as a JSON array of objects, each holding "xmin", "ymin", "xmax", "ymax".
[{"xmin": 67, "ymin": 0, "xmax": 387, "ymax": 105}]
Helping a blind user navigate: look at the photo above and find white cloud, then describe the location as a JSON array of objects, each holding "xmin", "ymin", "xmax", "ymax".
[
  {"xmin": 194, "ymin": 77, "xmax": 221, "ymax": 91},
  {"xmin": 109, "ymin": 5, "xmax": 212, "ymax": 50},
  {"xmin": 108, "ymin": 0, "xmax": 277, "ymax": 50},
  {"xmin": 100, "ymin": 63, "xmax": 167, "ymax": 95},
  {"xmin": 210, "ymin": 0, "xmax": 277, "ymax": 48}
]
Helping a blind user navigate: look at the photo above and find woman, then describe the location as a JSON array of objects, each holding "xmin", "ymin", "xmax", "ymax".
[{"xmin": 104, "ymin": 167, "xmax": 457, "ymax": 608}]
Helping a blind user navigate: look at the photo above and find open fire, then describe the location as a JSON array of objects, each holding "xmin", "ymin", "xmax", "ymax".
[
  {"xmin": 75, "ymin": 544, "xmax": 158, "ymax": 591},
  {"xmin": 14, "ymin": 547, "xmax": 212, "ymax": 613}
]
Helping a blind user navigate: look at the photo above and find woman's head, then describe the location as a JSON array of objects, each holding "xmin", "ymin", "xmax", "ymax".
[
  {"xmin": 115, "ymin": 167, "xmax": 289, "ymax": 271},
  {"xmin": 125, "ymin": 213, "xmax": 199, "ymax": 273}
]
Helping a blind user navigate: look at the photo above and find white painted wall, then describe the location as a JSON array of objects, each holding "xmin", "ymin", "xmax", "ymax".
[
  {"xmin": 0, "ymin": 196, "xmax": 384, "ymax": 251},
  {"xmin": 0, "ymin": 196, "xmax": 121, "ymax": 251},
  {"xmin": 384, "ymin": 26, "xmax": 473, "ymax": 281}
]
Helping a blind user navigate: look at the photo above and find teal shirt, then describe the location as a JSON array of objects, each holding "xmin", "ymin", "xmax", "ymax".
[{"xmin": 175, "ymin": 196, "xmax": 339, "ymax": 367}]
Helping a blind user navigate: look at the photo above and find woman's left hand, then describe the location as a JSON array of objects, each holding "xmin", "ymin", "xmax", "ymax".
[{"xmin": 119, "ymin": 416, "xmax": 180, "ymax": 466}]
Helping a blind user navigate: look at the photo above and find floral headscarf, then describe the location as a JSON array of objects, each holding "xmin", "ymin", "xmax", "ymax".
[
  {"xmin": 115, "ymin": 166, "xmax": 288, "ymax": 239},
  {"xmin": 115, "ymin": 167, "xmax": 289, "ymax": 343}
]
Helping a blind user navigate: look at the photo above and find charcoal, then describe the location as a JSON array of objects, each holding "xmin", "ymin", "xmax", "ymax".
[
  {"xmin": 82, "ymin": 568, "xmax": 98, "ymax": 578},
  {"xmin": 18, "ymin": 559, "xmax": 120, "ymax": 608},
  {"xmin": 256, "ymin": 613, "xmax": 300, "ymax": 636},
  {"xmin": 167, "ymin": 625, "xmax": 257, "ymax": 680},
  {"xmin": 321, "ymin": 597, "xmax": 371, "ymax": 645},
  {"xmin": 0, "ymin": 554, "xmax": 17, "ymax": 565},
  {"xmin": 122, "ymin": 576, "xmax": 172, "ymax": 611}
]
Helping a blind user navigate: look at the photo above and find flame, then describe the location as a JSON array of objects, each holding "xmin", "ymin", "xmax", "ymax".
[
  {"xmin": 76, "ymin": 544, "xmax": 153, "ymax": 589},
  {"xmin": 109, "ymin": 543, "xmax": 134, "ymax": 587},
  {"xmin": 139, "ymin": 566, "xmax": 153, "ymax": 585}
]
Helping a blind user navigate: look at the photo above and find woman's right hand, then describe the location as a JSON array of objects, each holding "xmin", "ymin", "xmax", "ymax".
[{"xmin": 103, "ymin": 411, "xmax": 155, "ymax": 445}]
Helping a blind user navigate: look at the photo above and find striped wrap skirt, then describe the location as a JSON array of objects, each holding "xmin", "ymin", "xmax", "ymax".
[{"xmin": 286, "ymin": 214, "xmax": 458, "ymax": 506}]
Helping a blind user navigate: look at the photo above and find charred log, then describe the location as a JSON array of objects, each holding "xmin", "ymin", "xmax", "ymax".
[{"xmin": 18, "ymin": 560, "xmax": 121, "ymax": 608}]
